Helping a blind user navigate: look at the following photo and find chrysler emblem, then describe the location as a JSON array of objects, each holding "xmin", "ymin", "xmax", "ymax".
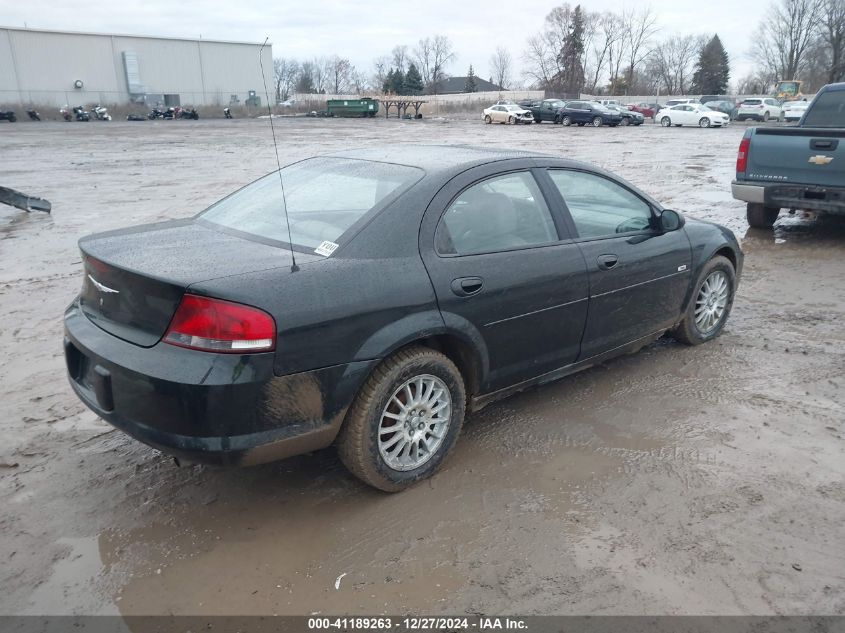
[
  {"xmin": 808, "ymin": 155, "xmax": 833, "ymax": 165},
  {"xmin": 88, "ymin": 274, "xmax": 119, "ymax": 294}
]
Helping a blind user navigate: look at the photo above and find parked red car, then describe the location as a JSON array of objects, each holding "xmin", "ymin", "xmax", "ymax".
[{"xmin": 625, "ymin": 103, "xmax": 658, "ymax": 119}]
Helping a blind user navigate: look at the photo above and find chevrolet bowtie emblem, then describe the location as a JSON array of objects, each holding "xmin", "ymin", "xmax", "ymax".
[{"xmin": 808, "ymin": 155, "xmax": 834, "ymax": 165}]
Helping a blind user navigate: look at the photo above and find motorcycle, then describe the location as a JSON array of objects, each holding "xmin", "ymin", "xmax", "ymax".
[
  {"xmin": 174, "ymin": 106, "xmax": 199, "ymax": 120},
  {"xmin": 27, "ymin": 110, "xmax": 41, "ymax": 121},
  {"xmin": 91, "ymin": 105, "xmax": 112, "ymax": 121},
  {"xmin": 60, "ymin": 106, "xmax": 71, "ymax": 121},
  {"xmin": 223, "ymin": 107, "xmax": 233, "ymax": 119},
  {"xmin": 148, "ymin": 108, "xmax": 167, "ymax": 120},
  {"xmin": 72, "ymin": 106, "xmax": 90, "ymax": 121}
]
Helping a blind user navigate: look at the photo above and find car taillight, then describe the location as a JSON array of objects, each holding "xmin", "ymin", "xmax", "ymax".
[
  {"xmin": 164, "ymin": 294, "xmax": 276, "ymax": 353},
  {"xmin": 736, "ymin": 136, "xmax": 750, "ymax": 173}
]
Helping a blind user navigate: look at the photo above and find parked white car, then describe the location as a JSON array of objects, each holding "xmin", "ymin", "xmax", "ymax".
[
  {"xmin": 658, "ymin": 104, "xmax": 730, "ymax": 128},
  {"xmin": 483, "ymin": 104, "xmax": 534, "ymax": 124},
  {"xmin": 735, "ymin": 97, "xmax": 783, "ymax": 122},
  {"xmin": 782, "ymin": 100, "xmax": 809, "ymax": 121},
  {"xmin": 664, "ymin": 98, "xmax": 699, "ymax": 107}
]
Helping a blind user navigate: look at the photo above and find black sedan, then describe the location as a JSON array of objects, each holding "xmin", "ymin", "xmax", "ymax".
[
  {"xmin": 558, "ymin": 101, "xmax": 623, "ymax": 127},
  {"xmin": 64, "ymin": 146, "xmax": 742, "ymax": 491}
]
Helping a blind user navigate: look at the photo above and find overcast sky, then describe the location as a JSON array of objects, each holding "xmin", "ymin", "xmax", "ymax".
[{"xmin": 4, "ymin": 0, "xmax": 762, "ymax": 88}]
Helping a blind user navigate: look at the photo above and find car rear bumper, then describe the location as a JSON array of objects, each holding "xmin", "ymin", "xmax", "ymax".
[
  {"xmin": 64, "ymin": 300, "xmax": 378, "ymax": 466},
  {"xmin": 732, "ymin": 181, "xmax": 845, "ymax": 214},
  {"xmin": 737, "ymin": 113, "xmax": 765, "ymax": 121}
]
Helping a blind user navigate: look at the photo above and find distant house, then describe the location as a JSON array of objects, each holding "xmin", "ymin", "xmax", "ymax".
[{"xmin": 434, "ymin": 76, "xmax": 504, "ymax": 95}]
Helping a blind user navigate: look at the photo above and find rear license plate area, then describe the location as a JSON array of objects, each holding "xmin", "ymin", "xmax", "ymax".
[{"xmin": 65, "ymin": 340, "xmax": 114, "ymax": 411}]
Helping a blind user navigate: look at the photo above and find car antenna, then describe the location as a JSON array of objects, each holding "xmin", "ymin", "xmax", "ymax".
[{"xmin": 259, "ymin": 37, "xmax": 299, "ymax": 272}]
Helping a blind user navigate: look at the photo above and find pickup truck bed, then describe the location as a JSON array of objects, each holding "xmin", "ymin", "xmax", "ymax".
[{"xmin": 731, "ymin": 82, "xmax": 844, "ymax": 228}]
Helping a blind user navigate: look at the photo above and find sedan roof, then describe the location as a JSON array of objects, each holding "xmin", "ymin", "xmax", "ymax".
[{"xmin": 324, "ymin": 144, "xmax": 554, "ymax": 174}]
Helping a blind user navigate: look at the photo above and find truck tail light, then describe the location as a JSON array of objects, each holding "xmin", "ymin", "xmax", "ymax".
[
  {"xmin": 164, "ymin": 294, "xmax": 276, "ymax": 353},
  {"xmin": 736, "ymin": 136, "xmax": 750, "ymax": 173}
]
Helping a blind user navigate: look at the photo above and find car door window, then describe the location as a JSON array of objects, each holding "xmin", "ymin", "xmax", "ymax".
[
  {"xmin": 548, "ymin": 170, "xmax": 654, "ymax": 239},
  {"xmin": 436, "ymin": 172, "xmax": 558, "ymax": 255}
]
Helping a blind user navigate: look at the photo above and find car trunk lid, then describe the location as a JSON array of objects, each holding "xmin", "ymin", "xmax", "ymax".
[{"xmin": 78, "ymin": 219, "xmax": 320, "ymax": 347}]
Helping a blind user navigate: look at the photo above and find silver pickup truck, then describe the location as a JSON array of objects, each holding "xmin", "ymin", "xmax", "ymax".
[{"xmin": 731, "ymin": 82, "xmax": 844, "ymax": 228}]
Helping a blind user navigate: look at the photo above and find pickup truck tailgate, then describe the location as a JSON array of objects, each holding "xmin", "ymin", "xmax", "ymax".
[{"xmin": 747, "ymin": 128, "xmax": 844, "ymax": 188}]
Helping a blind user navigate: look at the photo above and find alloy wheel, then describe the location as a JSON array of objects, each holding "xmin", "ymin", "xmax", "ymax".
[
  {"xmin": 694, "ymin": 271, "xmax": 730, "ymax": 334},
  {"xmin": 378, "ymin": 374, "xmax": 452, "ymax": 472}
]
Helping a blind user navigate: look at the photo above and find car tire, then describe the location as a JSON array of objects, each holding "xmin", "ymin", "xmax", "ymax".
[
  {"xmin": 746, "ymin": 202, "xmax": 780, "ymax": 228},
  {"xmin": 484, "ymin": 115, "xmax": 492, "ymax": 124},
  {"xmin": 620, "ymin": 117, "xmax": 630, "ymax": 126},
  {"xmin": 763, "ymin": 111, "xmax": 770, "ymax": 122},
  {"xmin": 661, "ymin": 116, "xmax": 671, "ymax": 127},
  {"xmin": 592, "ymin": 116, "xmax": 603, "ymax": 127},
  {"xmin": 561, "ymin": 115, "xmax": 572, "ymax": 126},
  {"xmin": 699, "ymin": 117, "xmax": 711, "ymax": 128},
  {"xmin": 508, "ymin": 116, "xmax": 515, "ymax": 124},
  {"xmin": 672, "ymin": 256, "xmax": 736, "ymax": 346},
  {"xmin": 336, "ymin": 346, "xmax": 466, "ymax": 492}
]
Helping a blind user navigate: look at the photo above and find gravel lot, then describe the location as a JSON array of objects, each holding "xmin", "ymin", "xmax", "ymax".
[{"xmin": 1, "ymin": 116, "xmax": 843, "ymax": 617}]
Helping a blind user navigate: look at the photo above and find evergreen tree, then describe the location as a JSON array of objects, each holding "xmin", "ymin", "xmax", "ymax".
[
  {"xmin": 390, "ymin": 68, "xmax": 405, "ymax": 94},
  {"xmin": 692, "ymin": 34, "xmax": 730, "ymax": 95},
  {"xmin": 557, "ymin": 5, "xmax": 586, "ymax": 95},
  {"xmin": 464, "ymin": 65, "xmax": 478, "ymax": 93},
  {"xmin": 405, "ymin": 63, "xmax": 424, "ymax": 95},
  {"xmin": 382, "ymin": 68, "xmax": 394, "ymax": 94}
]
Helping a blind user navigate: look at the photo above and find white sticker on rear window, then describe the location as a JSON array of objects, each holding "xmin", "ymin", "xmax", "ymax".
[{"xmin": 314, "ymin": 240, "xmax": 339, "ymax": 257}]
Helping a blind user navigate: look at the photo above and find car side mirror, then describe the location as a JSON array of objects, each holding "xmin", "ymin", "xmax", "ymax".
[{"xmin": 659, "ymin": 209, "xmax": 685, "ymax": 232}]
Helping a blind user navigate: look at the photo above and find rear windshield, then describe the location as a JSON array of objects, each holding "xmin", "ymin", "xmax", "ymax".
[
  {"xmin": 742, "ymin": 99, "xmax": 762, "ymax": 105},
  {"xmin": 802, "ymin": 90, "xmax": 845, "ymax": 128},
  {"xmin": 199, "ymin": 157, "xmax": 423, "ymax": 252}
]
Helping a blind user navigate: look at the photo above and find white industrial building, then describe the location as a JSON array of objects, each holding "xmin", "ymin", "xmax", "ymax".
[{"xmin": 0, "ymin": 26, "xmax": 273, "ymax": 107}]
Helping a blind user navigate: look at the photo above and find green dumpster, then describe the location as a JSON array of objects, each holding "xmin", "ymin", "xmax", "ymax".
[{"xmin": 326, "ymin": 97, "xmax": 379, "ymax": 118}]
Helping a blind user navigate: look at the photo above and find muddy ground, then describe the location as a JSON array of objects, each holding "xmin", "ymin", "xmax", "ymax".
[{"xmin": 1, "ymin": 117, "xmax": 843, "ymax": 618}]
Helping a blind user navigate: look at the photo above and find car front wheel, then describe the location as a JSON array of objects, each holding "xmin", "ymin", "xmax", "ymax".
[
  {"xmin": 699, "ymin": 117, "xmax": 711, "ymax": 128},
  {"xmin": 592, "ymin": 116, "xmax": 603, "ymax": 127},
  {"xmin": 561, "ymin": 115, "xmax": 572, "ymax": 126},
  {"xmin": 661, "ymin": 116, "xmax": 672, "ymax": 127},
  {"xmin": 672, "ymin": 256, "xmax": 736, "ymax": 345},
  {"xmin": 620, "ymin": 117, "xmax": 630, "ymax": 126},
  {"xmin": 337, "ymin": 346, "xmax": 466, "ymax": 492},
  {"xmin": 484, "ymin": 115, "xmax": 492, "ymax": 124}
]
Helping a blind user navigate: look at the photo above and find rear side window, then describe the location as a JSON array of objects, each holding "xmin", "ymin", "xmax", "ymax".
[
  {"xmin": 549, "ymin": 170, "xmax": 654, "ymax": 239},
  {"xmin": 436, "ymin": 172, "xmax": 558, "ymax": 255},
  {"xmin": 802, "ymin": 90, "xmax": 845, "ymax": 128},
  {"xmin": 200, "ymin": 157, "xmax": 422, "ymax": 251}
]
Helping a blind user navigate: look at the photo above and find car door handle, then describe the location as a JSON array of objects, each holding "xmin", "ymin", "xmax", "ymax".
[
  {"xmin": 451, "ymin": 277, "xmax": 483, "ymax": 297},
  {"xmin": 810, "ymin": 138, "xmax": 837, "ymax": 151},
  {"xmin": 597, "ymin": 254, "xmax": 619, "ymax": 270}
]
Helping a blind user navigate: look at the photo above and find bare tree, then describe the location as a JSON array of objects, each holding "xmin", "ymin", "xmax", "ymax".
[
  {"xmin": 624, "ymin": 7, "xmax": 660, "ymax": 88},
  {"xmin": 311, "ymin": 57, "xmax": 331, "ymax": 93},
  {"xmin": 391, "ymin": 45, "xmax": 409, "ymax": 73},
  {"xmin": 490, "ymin": 46, "xmax": 513, "ymax": 89},
  {"xmin": 649, "ymin": 34, "xmax": 707, "ymax": 94},
  {"xmin": 523, "ymin": 33, "xmax": 557, "ymax": 88},
  {"xmin": 326, "ymin": 56, "xmax": 353, "ymax": 94},
  {"xmin": 752, "ymin": 0, "xmax": 822, "ymax": 80},
  {"xmin": 415, "ymin": 35, "xmax": 455, "ymax": 93},
  {"xmin": 605, "ymin": 12, "xmax": 629, "ymax": 93},
  {"xmin": 819, "ymin": 0, "xmax": 845, "ymax": 81},
  {"xmin": 372, "ymin": 55, "xmax": 390, "ymax": 92},
  {"xmin": 414, "ymin": 37, "xmax": 434, "ymax": 86},
  {"xmin": 273, "ymin": 57, "xmax": 299, "ymax": 102},
  {"xmin": 586, "ymin": 12, "xmax": 622, "ymax": 93}
]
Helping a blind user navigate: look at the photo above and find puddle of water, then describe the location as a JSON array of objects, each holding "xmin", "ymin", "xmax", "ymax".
[{"xmin": 22, "ymin": 536, "xmax": 119, "ymax": 615}]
